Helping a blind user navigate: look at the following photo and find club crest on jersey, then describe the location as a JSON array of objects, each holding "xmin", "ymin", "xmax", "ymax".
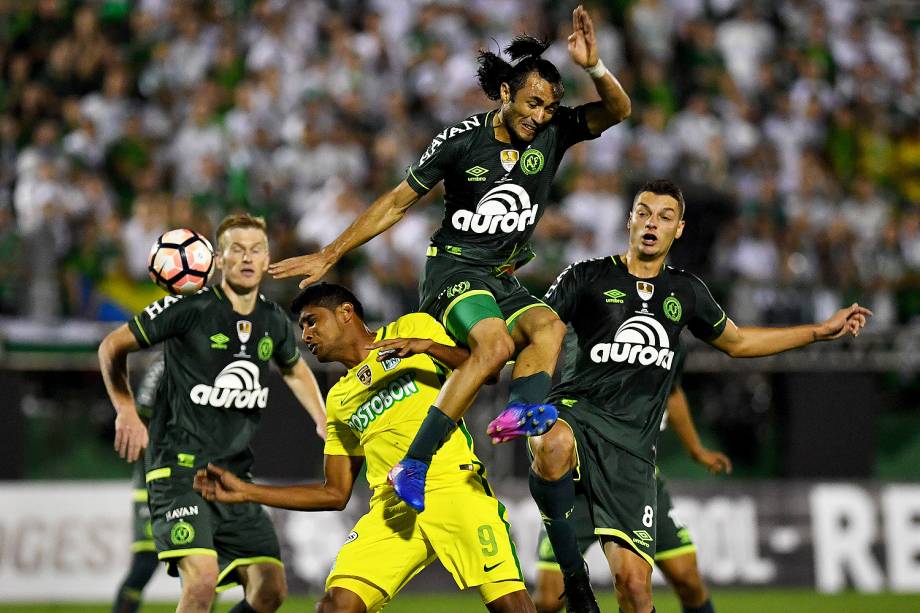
[
  {"xmin": 451, "ymin": 183, "xmax": 538, "ymax": 235},
  {"xmin": 500, "ymin": 149, "xmax": 519, "ymax": 172},
  {"xmin": 357, "ymin": 364, "xmax": 373, "ymax": 386},
  {"xmin": 520, "ymin": 149, "xmax": 544, "ymax": 174},
  {"xmin": 589, "ymin": 315, "xmax": 675, "ymax": 370},
  {"xmin": 237, "ymin": 320, "xmax": 252, "ymax": 343},
  {"xmin": 636, "ymin": 281, "xmax": 654, "ymax": 301}
]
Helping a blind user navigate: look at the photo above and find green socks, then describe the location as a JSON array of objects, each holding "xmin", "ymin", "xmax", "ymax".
[{"xmin": 508, "ymin": 371, "xmax": 552, "ymax": 406}]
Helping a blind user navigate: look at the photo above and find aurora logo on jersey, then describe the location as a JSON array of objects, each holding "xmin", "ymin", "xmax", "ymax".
[
  {"xmin": 589, "ymin": 315, "xmax": 675, "ymax": 370},
  {"xmin": 189, "ymin": 360, "xmax": 269, "ymax": 410},
  {"xmin": 417, "ymin": 116, "xmax": 482, "ymax": 166},
  {"xmin": 451, "ymin": 184, "xmax": 538, "ymax": 234},
  {"xmin": 347, "ymin": 373, "xmax": 419, "ymax": 433}
]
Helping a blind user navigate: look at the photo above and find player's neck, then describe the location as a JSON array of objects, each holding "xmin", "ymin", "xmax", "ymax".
[
  {"xmin": 622, "ymin": 250, "xmax": 665, "ymax": 279},
  {"xmin": 493, "ymin": 110, "xmax": 513, "ymax": 144},
  {"xmin": 220, "ymin": 279, "xmax": 258, "ymax": 315},
  {"xmin": 340, "ymin": 328, "xmax": 376, "ymax": 369}
]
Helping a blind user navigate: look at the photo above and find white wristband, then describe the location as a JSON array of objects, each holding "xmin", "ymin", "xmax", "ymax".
[{"xmin": 585, "ymin": 58, "xmax": 608, "ymax": 79}]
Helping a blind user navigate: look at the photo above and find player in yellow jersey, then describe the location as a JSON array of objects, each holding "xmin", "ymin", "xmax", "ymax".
[{"xmin": 194, "ymin": 283, "xmax": 534, "ymax": 613}]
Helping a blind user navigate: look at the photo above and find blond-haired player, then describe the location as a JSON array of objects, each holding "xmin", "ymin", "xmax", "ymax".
[{"xmin": 194, "ymin": 282, "xmax": 535, "ymax": 612}]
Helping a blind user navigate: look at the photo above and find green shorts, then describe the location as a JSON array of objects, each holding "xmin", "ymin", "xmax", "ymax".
[
  {"xmin": 131, "ymin": 460, "xmax": 155, "ymax": 553},
  {"xmin": 418, "ymin": 251, "xmax": 550, "ymax": 345},
  {"xmin": 535, "ymin": 465, "xmax": 695, "ymax": 569},
  {"xmin": 146, "ymin": 466, "xmax": 282, "ymax": 592}
]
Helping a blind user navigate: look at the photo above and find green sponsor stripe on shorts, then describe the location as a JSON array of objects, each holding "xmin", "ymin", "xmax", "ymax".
[
  {"xmin": 442, "ymin": 289, "xmax": 494, "ymax": 326},
  {"xmin": 654, "ymin": 544, "xmax": 697, "ymax": 562},
  {"xmin": 133, "ymin": 316, "xmax": 151, "ymax": 346},
  {"xmin": 132, "ymin": 489, "xmax": 148, "ymax": 502},
  {"xmin": 215, "ymin": 556, "xmax": 285, "ymax": 593},
  {"xmin": 595, "ymin": 528, "xmax": 655, "ymax": 567},
  {"xmin": 442, "ymin": 290, "xmax": 502, "ymax": 344},
  {"xmin": 145, "ymin": 467, "xmax": 171, "ymax": 483},
  {"xmin": 158, "ymin": 548, "xmax": 217, "ymax": 560},
  {"xmin": 131, "ymin": 540, "xmax": 157, "ymax": 553}
]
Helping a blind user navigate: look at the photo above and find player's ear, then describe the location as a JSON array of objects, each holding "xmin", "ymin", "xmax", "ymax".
[
  {"xmin": 500, "ymin": 82, "xmax": 511, "ymax": 105},
  {"xmin": 675, "ymin": 219, "xmax": 685, "ymax": 239},
  {"xmin": 339, "ymin": 302, "xmax": 354, "ymax": 324}
]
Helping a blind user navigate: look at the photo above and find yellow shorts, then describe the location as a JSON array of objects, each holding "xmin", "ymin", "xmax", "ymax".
[{"xmin": 326, "ymin": 474, "xmax": 525, "ymax": 611}]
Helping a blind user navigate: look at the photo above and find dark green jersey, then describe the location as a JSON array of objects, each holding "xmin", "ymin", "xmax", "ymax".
[
  {"xmin": 545, "ymin": 255, "xmax": 727, "ymax": 464},
  {"xmin": 135, "ymin": 351, "xmax": 164, "ymax": 421},
  {"xmin": 127, "ymin": 285, "xmax": 301, "ymax": 474},
  {"xmin": 406, "ymin": 106, "xmax": 598, "ymax": 268}
]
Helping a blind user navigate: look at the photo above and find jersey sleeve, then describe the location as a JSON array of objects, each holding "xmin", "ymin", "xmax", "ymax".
[
  {"xmin": 686, "ymin": 274, "xmax": 728, "ymax": 341},
  {"xmin": 272, "ymin": 306, "xmax": 301, "ymax": 369},
  {"xmin": 128, "ymin": 294, "xmax": 200, "ymax": 348},
  {"xmin": 405, "ymin": 127, "xmax": 462, "ymax": 194},
  {"xmin": 554, "ymin": 104, "xmax": 601, "ymax": 152},
  {"xmin": 543, "ymin": 263, "xmax": 581, "ymax": 323},
  {"xmin": 322, "ymin": 387, "xmax": 364, "ymax": 457}
]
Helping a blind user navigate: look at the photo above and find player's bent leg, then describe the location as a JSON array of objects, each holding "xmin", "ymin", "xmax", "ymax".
[
  {"xmin": 484, "ymin": 586, "xmax": 536, "ymax": 613},
  {"xmin": 508, "ymin": 306, "xmax": 567, "ymax": 384},
  {"xmin": 657, "ymin": 552, "xmax": 713, "ymax": 612},
  {"xmin": 315, "ymin": 586, "xmax": 368, "ymax": 613},
  {"xmin": 532, "ymin": 568, "xmax": 565, "ymax": 613},
  {"xmin": 602, "ymin": 540, "xmax": 653, "ymax": 613},
  {"xmin": 234, "ymin": 561, "xmax": 287, "ymax": 612},
  {"xmin": 176, "ymin": 554, "xmax": 219, "ymax": 613}
]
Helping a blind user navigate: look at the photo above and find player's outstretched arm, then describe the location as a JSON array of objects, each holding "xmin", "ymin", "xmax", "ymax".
[
  {"xmin": 666, "ymin": 385, "xmax": 732, "ymax": 475},
  {"xmin": 708, "ymin": 303, "xmax": 872, "ymax": 358},
  {"xmin": 282, "ymin": 358, "xmax": 327, "ymax": 440},
  {"xmin": 194, "ymin": 456, "xmax": 364, "ymax": 512},
  {"xmin": 568, "ymin": 4, "xmax": 631, "ymax": 134},
  {"xmin": 368, "ymin": 338, "xmax": 471, "ymax": 370},
  {"xmin": 98, "ymin": 324, "xmax": 148, "ymax": 462},
  {"xmin": 269, "ymin": 180, "xmax": 421, "ymax": 289}
]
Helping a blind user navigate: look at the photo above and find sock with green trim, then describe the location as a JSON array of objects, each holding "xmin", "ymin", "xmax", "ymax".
[
  {"xmin": 683, "ymin": 600, "xmax": 714, "ymax": 613},
  {"xmin": 508, "ymin": 371, "xmax": 552, "ymax": 406},
  {"xmin": 228, "ymin": 600, "xmax": 258, "ymax": 613},
  {"xmin": 112, "ymin": 551, "xmax": 159, "ymax": 613},
  {"xmin": 405, "ymin": 405, "xmax": 457, "ymax": 465},
  {"xmin": 529, "ymin": 468, "xmax": 583, "ymax": 576}
]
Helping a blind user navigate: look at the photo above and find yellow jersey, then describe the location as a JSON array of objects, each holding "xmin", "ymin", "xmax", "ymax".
[{"xmin": 323, "ymin": 313, "xmax": 483, "ymax": 503}]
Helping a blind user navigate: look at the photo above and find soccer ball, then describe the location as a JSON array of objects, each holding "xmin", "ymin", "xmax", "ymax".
[{"xmin": 148, "ymin": 229, "xmax": 214, "ymax": 295}]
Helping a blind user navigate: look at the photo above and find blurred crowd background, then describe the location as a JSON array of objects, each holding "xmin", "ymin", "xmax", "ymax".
[{"xmin": 2, "ymin": 0, "xmax": 920, "ymax": 328}]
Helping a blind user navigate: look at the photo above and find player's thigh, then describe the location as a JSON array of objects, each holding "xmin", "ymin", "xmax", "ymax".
[
  {"xmin": 212, "ymin": 500, "xmax": 284, "ymax": 591},
  {"xmin": 419, "ymin": 257, "xmax": 505, "ymax": 345},
  {"xmin": 506, "ymin": 300, "xmax": 561, "ymax": 351},
  {"xmin": 656, "ymin": 551, "xmax": 704, "ymax": 593},
  {"xmin": 484, "ymin": 585, "xmax": 536, "ymax": 612},
  {"xmin": 533, "ymin": 567, "xmax": 565, "ymax": 612},
  {"xmin": 316, "ymin": 585, "xmax": 368, "ymax": 613},
  {"xmin": 422, "ymin": 480, "xmax": 524, "ymax": 595},
  {"xmin": 177, "ymin": 553, "xmax": 219, "ymax": 588},
  {"xmin": 653, "ymin": 470, "xmax": 696, "ymax": 565},
  {"xmin": 326, "ymin": 496, "xmax": 435, "ymax": 611},
  {"xmin": 578, "ymin": 431, "xmax": 657, "ymax": 567},
  {"xmin": 601, "ymin": 538, "xmax": 652, "ymax": 591},
  {"xmin": 235, "ymin": 560, "xmax": 287, "ymax": 601}
]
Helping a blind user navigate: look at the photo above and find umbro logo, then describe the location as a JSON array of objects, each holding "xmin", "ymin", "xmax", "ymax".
[
  {"xmin": 210, "ymin": 333, "xmax": 229, "ymax": 349},
  {"xmin": 466, "ymin": 166, "xmax": 489, "ymax": 181},
  {"xmin": 604, "ymin": 289, "xmax": 626, "ymax": 304}
]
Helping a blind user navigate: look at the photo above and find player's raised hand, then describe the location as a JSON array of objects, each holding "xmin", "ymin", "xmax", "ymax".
[
  {"xmin": 193, "ymin": 464, "xmax": 249, "ymax": 504},
  {"xmin": 567, "ymin": 4, "xmax": 599, "ymax": 68},
  {"xmin": 268, "ymin": 252, "xmax": 334, "ymax": 289},
  {"xmin": 114, "ymin": 410, "xmax": 148, "ymax": 462},
  {"xmin": 817, "ymin": 303, "xmax": 873, "ymax": 340},
  {"xmin": 692, "ymin": 447, "xmax": 733, "ymax": 475},
  {"xmin": 368, "ymin": 337, "xmax": 434, "ymax": 360}
]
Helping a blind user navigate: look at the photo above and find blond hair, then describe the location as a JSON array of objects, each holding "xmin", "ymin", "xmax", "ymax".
[{"xmin": 215, "ymin": 213, "xmax": 268, "ymax": 252}]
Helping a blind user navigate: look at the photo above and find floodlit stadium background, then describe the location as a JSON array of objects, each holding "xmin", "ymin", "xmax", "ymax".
[{"xmin": 1, "ymin": 0, "xmax": 919, "ymax": 610}]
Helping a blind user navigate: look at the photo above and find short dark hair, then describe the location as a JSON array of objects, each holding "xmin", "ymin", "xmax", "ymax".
[
  {"xmin": 476, "ymin": 35, "xmax": 564, "ymax": 101},
  {"xmin": 290, "ymin": 282, "xmax": 365, "ymax": 320},
  {"xmin": 635, "ymin": 179, "xmax": 685, "ymax": 218}
]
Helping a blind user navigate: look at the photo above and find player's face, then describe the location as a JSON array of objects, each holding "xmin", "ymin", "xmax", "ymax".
[
  {"xmin": 502, "ymin": 74, "xmax": 560, "ymax": 142},
  {"xmin": 298, "ymin": 305, "xmax": 342, "ymax": 362},
  {"xmin": 627, "ymin": 192, "xmax": 684, "ymax": 259},
  {"xmin": 217, "ymin": 227, "xmax": 270, "ymax": 292}
]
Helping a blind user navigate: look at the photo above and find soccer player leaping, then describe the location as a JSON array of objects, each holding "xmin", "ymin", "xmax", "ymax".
[
  {"xmin": 269, "ymin": 6, "xmax": 630, "ymax": 519},
  {"xmin": 524, "ymin": 180, "xmax": 870, "ymax": 613}
]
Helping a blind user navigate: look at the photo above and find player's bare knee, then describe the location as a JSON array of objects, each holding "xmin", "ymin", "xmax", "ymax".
[
  {"xmin": 530, "ymin": 425, "xmax": 576, "ymax": 480},
  {"xmin": 472, "ymin": 333, "xmax": 514, "ymax": 374},
  {"xmin": 250, "ymin": 581, "xmax": 286, "ymax": 612},
  {"xmin": 316, "ymin": 588, "xmax": 366, "ymax": 613},
  {"xmin": 536, "ymin": 316, "xmax": 567, "ymax": 350},
  {"xmin": 183, "ymin": 578, "xmax": 217, "ymax": 610},
  {"xmin": 669, "ymin": 568, "xmax": 706, "ymax": 606},
  {"xmin": 615, "ymin": 568, "xmax": 652, "ymax": 608}
]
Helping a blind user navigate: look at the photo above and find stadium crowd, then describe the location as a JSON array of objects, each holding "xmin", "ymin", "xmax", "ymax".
[{"xmin": 2, "ymin": 0, "xmax": 920, "ymax": 327}]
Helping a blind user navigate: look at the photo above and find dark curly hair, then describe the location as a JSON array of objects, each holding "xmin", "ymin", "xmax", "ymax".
[{"xmin": 476, "ymin": 35, "xmax": 564, "ymax": 101}]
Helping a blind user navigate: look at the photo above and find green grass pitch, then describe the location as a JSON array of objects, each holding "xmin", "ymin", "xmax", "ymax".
[{"xmin": 3, "ymin": 590, "xmax": 920, "ymax": 612}]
